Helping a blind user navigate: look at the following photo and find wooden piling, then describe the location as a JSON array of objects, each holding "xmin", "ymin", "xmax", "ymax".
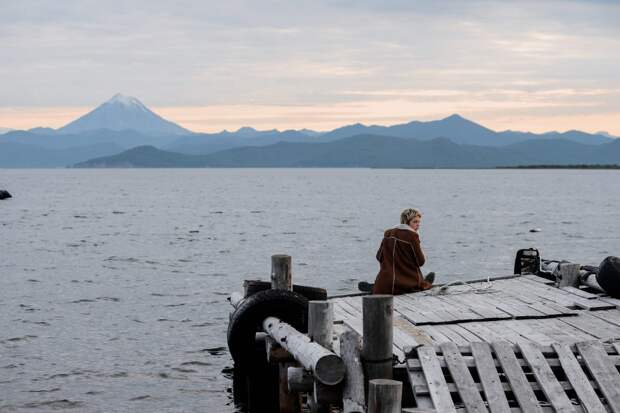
[
  {"xmin": 287, "ymin": 367, "xmax": 313, "ymax": 393},
  {"xmin": 279, "ymin": 362, "xmax": 300, "ymax": 413},
  {"xmin": 308, "ymin": 301, "xmax": 333, "ymax": 350},
  {"xmin": 367, "ymin": 379, "xmax": 402, "ymax": 413},
  {"xmin": 271, "ymin": 254, "xmax": 292, "ymax": 290},
  {"xmin": 340, "ymin": 329, "xmax": 365, "ymax": 413},
  {"xmin": 229, "ymin": 291, "xmax": 244, "ymax": 309},
  {"xmin": 362, "ymin": 295, "xmax": 394, "ymax": 381},
  {"xmin": 557, "ymin": 263, "xmax": 582, "ymax": 287}
]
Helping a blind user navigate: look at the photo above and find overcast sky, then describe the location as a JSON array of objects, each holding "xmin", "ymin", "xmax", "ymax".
[{"xmin": 1, "ymin": 0, "xmax": 619, "ymax": 134}]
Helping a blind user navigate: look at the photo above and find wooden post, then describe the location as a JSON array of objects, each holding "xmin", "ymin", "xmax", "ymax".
[
  {"xmin": 287, "ymin": 367, "xmax": 313, "ymax": 393},
  {"xmin": 312, "ymin": 380, "xmax": 342, "ymax": 407},
  {"xmin": 367, "ymin": 379, "xmax": 402, "ymax": 413},
  {"xmin": 263, "ymin": 316, "xmax": 346, "ymax": 385},
  {"xmin": 558, "ymin": 263, "xmax": 582, "ymax": 287},
  {"xmin": 362, "ymin": 295, "xmax": 393, "ymax": 381},
  {"xmin": 246, "ymin": 333, "xmax": 279, "ymax": 412},
  {"xmin": 271, "ymin": 254, "xmax": 292, "ymax": 290},
  {"xmin": 229, "ymin": 291, "xmax": 244, "ymax": 309},
  {"xmin": 309, "ymin": 301, "xmax": 333, "ymax": 350},
  {"xmin": 279, "ymin": 362, "xmax": 300, "ymax": 413},
  {"xmin": 309, "ymin": 301, "xmax": 335, "ymax": 413},
  {"xmin": 340, "ymin": 329, "xmax": 366, "ymax": 413}
]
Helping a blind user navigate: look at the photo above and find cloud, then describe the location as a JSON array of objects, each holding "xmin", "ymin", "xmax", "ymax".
[{"xmin": 0, "ymin": 0, "xmax": 618, "ymax": 134}]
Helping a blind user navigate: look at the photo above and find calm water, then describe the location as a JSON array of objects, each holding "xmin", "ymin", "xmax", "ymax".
[{"xmin": 1, "ymin": 169, "xmax": 619, "ymax": 412}]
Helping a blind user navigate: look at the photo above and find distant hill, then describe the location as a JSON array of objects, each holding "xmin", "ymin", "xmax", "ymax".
[
  {"xmin": 0, "ymin": 141, "xmax": 123, "ymax": 168},
  {"xmin": 165, "ymin": 128, "xmax": 317, "ymax": 155},
  {"xmin": 73, "ymin": 145, "xmax": 203, "ymax": 168},
  {"xmin": 74, "ymin": 134, "xmax": 620, "ymax": 168},
  {"xmin": 57, "ymin": 93, "xmax": 192, "ymax": 136}
]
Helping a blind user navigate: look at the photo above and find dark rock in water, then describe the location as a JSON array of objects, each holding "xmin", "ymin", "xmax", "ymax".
[{"xmin": 0, "ymin": 190, "xmax": 11, "ymax": 200}]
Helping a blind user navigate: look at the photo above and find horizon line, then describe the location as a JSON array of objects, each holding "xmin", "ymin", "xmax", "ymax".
[{"xmin": 0, "ymin": 104, "xmax": 619, "ymax": 137}]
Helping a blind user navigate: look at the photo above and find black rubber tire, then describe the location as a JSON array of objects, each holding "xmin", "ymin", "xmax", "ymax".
[
  {"xmin": 227, "ymin": 289, "xmax": 308, "ymax": 368},
  {"xmin": 243, "ymin": 279, "xmax": 327, "ymax": 301},
  {"xmin": 597, "ymin": 256, "xmax": 620, "ymax": 298}
]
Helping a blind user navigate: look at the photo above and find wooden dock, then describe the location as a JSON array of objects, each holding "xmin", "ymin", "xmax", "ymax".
[
  {"xmin": 228, "ymin": 255, "xmax": 620, "ymax": 413},
  {"xmin": 331, "ymin": 274, "xmax": 620, "ymax": 412}
]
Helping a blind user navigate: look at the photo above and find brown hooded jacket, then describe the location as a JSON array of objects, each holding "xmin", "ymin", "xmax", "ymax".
[{"xmin": 372, "ymin": 225, "xmax": 432, "ymax": 295}]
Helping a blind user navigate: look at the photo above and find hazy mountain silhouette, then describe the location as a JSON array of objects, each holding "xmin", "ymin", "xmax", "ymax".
[
  {"xmin": 74, "ymin": 134, "xmax": 620, "ymax": 168},
  {"xmin": 0, "ymin": 141, "xmax": 123, "ymax": 168},
  {"xmin": 320, "ymin": 114, "xmax": 611, "ymax": 146},
  {"xmin": 57, "ymin": 93, "xmax": 192, "ymax": 136},
  {"xmin": 1, "ymin": 93, "xmax": 617, "ymax": 167},
  {"xmin": 165, "ymin": 129, "xmax": 316, "ymax": 154}
]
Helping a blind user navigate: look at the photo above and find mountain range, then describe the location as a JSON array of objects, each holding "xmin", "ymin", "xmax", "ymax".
[
  {"xmin": 74, "ymin": 135, "xmax": 620, "ymax": 168},
  {"xmin": 1, "ymin": 93, "xmax": 618, "ymax": 168}
]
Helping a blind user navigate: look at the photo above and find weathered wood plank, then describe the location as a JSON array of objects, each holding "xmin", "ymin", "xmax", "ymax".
[
  {"xmin": 433, "ymin": 294, "xmax": 486, "ymax": 320},
  {"xmin": 449, "ymin": 324, "xmax": 486, "ymax": 343},
  {"xmin": 521, "ymin": 274, "xmax": 555, "ymax": 285},
  {"xmin": 443, "ymin": 292, "xmax": 512, "ymax": 319},
  {"xmin": 525, "ymin": 318, "xmax": 596, "ymax": 344},
  {"xmin": 552, "ymin": 343, "xmax": 606, "ymax": 413},
  {"xmin": 419, "ymin": 325, "xmax": 454, "ymax": 344},
  {"xmin": 560, "ymin": 286, "xmax": 601, "ymax": 300},
  {"xmin": 517, "ymin": 277, "xmax": 614, "ymax": 310},
  {"xmin": 393, "ymin": 315, "xmax": 432, "ymax": 346},
  {"xmin": 503, "ymin": 320, "xmax": 554, "ymax": 346},
  {"xmin": 518, "ymin": 343, "xmax": 574, "ymax": 412},
  {"xmin": 432, "ymin": 325, "xmax": 470, "ymax": 345},
  {"xmin": 406, "ymin": 364, "xmax": 436, "ymax": 410},
  {"xmin": 470, "ymin": 342, "xmax": 511, "ymax": 413},
  {"xmin": 417, "ymin": 345, "xmax": 457, "ymax": 413},
  {"xmin": 576, "ymin": 341, "xmax": 620, "ymax": 413},
  {"xmin": 560, "ymin": 312, "xmax": 620, "ymax": 340},
  {"xmin": 440, "ymin": 342, "xmax": 487, "ymax": 413},
  {"xmin": 397, "ymin": 295, "xmax": 459, "ymax": 323},
  {"xmin": 600, "ymin": 296, "xmax": 620, "ymax": 308},
  {"xmin": 410, "ymin": 374, "xmax": 594, "ymax": 395},
  {"xmin": 408, "ymin": 350, "xmax": 620, "ymax": 370},
  {"xmin": 492, "ymin": 341, "xmax": 542, "ymax": 413},
  {"xmin": 587, "ymin": 308, "xmax": 620, "ymax": 328},
  {"xmin": 394, "ymin": 300, "xmax": 435, "ymax": 325},
  {"xmin": 509, "ymin": 278, "xmax": 589, "ymax": 307},
  {"xmin": 461, "ymin": 322, "xmax": 526, "ymax": 345}
]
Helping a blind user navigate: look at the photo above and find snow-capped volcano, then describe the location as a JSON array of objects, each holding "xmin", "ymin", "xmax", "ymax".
[{"xmin": 57, "ymin": 93, "xmax": 192, "ymax": 136}]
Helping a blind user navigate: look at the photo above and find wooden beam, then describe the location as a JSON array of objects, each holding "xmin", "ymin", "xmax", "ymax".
[{"xmin": 263, "ymin": 316, "xmax": 345, "ymax": 385}]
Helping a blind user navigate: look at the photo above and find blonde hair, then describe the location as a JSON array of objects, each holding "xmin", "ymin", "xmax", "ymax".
[{"xmin": 400, "ymin": 208, "xmax": 422, "ymax": 225}]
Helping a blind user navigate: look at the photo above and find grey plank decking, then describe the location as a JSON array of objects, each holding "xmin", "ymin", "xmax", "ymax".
[
  {"xmin": 406, "ymin": 340, "xmax": 620, "ymax": 412},
  {"xmin": 330, "ymin": 274, "xmax": 620, "ymax": 412}
]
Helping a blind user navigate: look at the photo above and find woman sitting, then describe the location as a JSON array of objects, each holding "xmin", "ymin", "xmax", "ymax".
[{"xmin": 372, "ymin": 208, "xmax": 434, "ymax": 295}]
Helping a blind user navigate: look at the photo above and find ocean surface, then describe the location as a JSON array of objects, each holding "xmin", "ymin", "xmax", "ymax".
[{"xmin": 1, "ymin": 168, "xmax": 619, "ymax": 412}]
